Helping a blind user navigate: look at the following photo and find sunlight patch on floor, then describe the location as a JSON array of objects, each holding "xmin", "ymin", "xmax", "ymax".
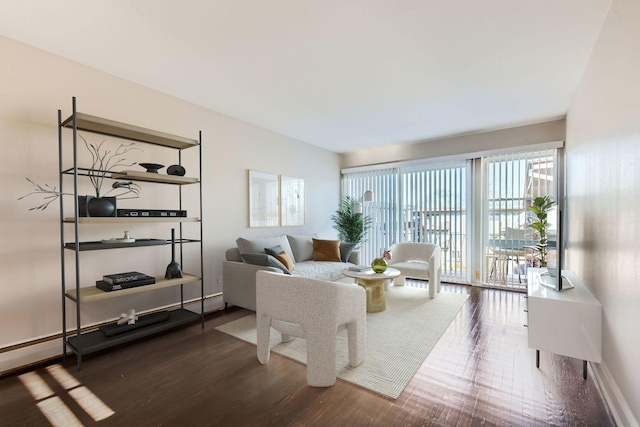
[
  {"xmin": 36, "ymin": 396, "xmax": 83, "ymax": 427},
  {"xmin": 68, "ymin": 386, "xmax": 115, "ymax": 421},
  {"xmin": 18, "ymin": 364, "xmax": 114, "ymax": 425},
  {"xmin": 18, "ymin": 371, "xmax": 54, "ymax": 401}
]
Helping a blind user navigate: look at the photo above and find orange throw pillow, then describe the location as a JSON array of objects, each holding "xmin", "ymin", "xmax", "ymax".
[
  {"xmin": 312, "ymin": 238, "xmax": 342, "ymax": 262},
  {"xmin": 274, "ymin": 251, "xmax": 295, "ymax": 271}
]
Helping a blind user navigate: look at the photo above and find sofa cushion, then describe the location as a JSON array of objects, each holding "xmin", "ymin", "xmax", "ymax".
[
  {"xmin": 291, "ymin": 260, "xmax": 351, "ymax": 282},
  {"xmin": 286, "ymin": 234, "xmax": 317, "ymax": 262},
  {"xmin": 265, "ymin": 245, "xmax": 295, "ymax": 271},
  {"xmin": 340, "ymin": 242, "xmax": 357, "ymax": 263},
  {"xmin": 312, "ymin": 238, "xmax": 342, "ymax": 262},
  {"xmin": 391, "ymin": 261, "xmax": 429, "ymax": 280},
  {"xmin": 236, "ymin": 235, "xmax": 295, "ymax": 262},
  {"xmin": 241, "ymin": 253, "xmax": 291, "ymax": 274}
]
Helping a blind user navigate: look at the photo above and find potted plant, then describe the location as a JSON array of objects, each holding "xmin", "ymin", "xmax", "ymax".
[
  {"xmin": 331, "ymin": 196, "xmax": 372, "ymax": 247},
  {"xmin": 526, "ymin": 195, "xmax": 556, "ymax": 267},
  {"xmin": 19, "ymin": 135, "xmax": 141, "ymax": 215}
]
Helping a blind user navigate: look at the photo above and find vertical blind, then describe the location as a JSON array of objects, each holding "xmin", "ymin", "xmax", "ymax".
[
  {"xmin": 400, "ymin": 161, "xmax": 469, "ymax": 282},
  {"xmin": 342, "ymin": 168, "xmax": 398, "ymax": 264},
  {"xmin": 342, "ymin": 161, "xmax": 470, "ymax": 283},
  {"xmin": 343, "ymin": 148, "xmax": 556, "ymax": 288},
  {"xmin": 483, "ymin": 149, "xmax": 556, "ymax": 288}
]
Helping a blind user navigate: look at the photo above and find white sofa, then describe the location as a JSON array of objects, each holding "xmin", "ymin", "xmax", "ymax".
[{"xmin": 223, "ymin": 234, "xmax": 359, "ymax": 311}]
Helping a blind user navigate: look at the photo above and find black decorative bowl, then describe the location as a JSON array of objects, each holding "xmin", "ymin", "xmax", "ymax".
[
  {"xmin": 139, "ymin": 163, "xmax": 165, "ymax": 173},
  {"xmin": 167, "ymin": 164, "xmax": 186, "ymax": 176}
]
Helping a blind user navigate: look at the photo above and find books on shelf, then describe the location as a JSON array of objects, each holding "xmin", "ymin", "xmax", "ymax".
[
  {"xmin": 96, "ymin": 276, "xmax": 156, "ymax": 292},
  {"xmin": 103, "ymin": 271, "xmax": 148, "ymax": 284},
  {"xmin": 349, "ymin": 265, "xmax": 370, "ymax": 272}
]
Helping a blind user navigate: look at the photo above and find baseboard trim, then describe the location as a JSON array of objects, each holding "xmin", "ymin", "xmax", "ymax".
[{"xmin": 592, "ymin": 362, "xmax": 639, "ymax": 427}]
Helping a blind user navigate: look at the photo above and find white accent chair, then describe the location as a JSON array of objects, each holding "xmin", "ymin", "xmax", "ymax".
[
  {"xmin": 387, "ymin": 242, "xmax": 442, "ymax": 298},
  {"xmin": 255, "ymin": 270, "xmax": 366, "ymax": 387}
]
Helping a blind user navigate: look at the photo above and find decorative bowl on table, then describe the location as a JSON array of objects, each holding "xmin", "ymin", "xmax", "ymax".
[{"xmin": 139, "ymin": 163, "xmax": 165, "ymax": 173}]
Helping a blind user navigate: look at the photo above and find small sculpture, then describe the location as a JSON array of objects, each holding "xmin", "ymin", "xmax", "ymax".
[
  {"xmin": 165, "ymin": 228, "xmax": 183, "ymax": 279},
  {"xmin": 117, "ymin": 309, "xmax": 139, "ymax": 326},
  {"xmin": 167, "ymin": 164, "xmax": 186, "ymax": 176}
]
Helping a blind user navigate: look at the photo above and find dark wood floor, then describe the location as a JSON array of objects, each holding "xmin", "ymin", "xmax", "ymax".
[{"xmin": 1, "ymin": 282, "xmax": 615, "ymax": 426}]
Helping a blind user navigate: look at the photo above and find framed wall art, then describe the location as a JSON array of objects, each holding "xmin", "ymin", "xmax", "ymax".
[
  {"xmin": 280, "ymin": 175, "xmax": 305, "ymax": 226},
  {"xmin": 249, "ymin": 170, "xmax": 279, "ymax": 227}
]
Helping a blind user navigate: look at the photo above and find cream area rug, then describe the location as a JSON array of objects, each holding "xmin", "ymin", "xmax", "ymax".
[{"xmin": 215, "ymin": 286, "xmax": 469, "ymax": 399}]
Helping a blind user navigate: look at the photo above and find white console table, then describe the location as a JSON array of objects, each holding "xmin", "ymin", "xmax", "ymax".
[{"xmin": 526, "ymin": 268, "xmax": 602, "ymax": 379}]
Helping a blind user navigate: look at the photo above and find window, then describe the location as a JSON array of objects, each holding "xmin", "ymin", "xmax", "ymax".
[
  {"xmin": 400, "ymin": 162, "xmax": 470, "ymax": 282},
  {"xmin": 342, "ymin": 161, "xmax": 471, "ymax": 283},
  {"xmin": 483, "ymin": 149, "xmax": 557, "ymax": 289},
  {"xmin": 342, "ymin": 168, "xmax": 398, "ymax": 264},
  {"xmin": 342, "ymin": 145, "xmax": 559, "ymax": 289}
]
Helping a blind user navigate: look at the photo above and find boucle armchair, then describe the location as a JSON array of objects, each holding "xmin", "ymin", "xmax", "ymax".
[
  {"xmin": 256, "ymin": 270, "xmax": 366, "ymax": 387},
  {"xmin": 387, "ymin": 242, "xmax": 441, "ymax": 298}
]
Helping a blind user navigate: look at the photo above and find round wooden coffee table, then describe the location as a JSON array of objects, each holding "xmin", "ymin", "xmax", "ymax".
[{"xmin": 342, "ymin": 267, "xmax": 400, "ymax": 313}]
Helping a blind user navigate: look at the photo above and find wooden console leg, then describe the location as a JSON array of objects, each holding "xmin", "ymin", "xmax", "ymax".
[
  {"xmin": 583, "ymin": 360, "xmax": 588, "ymax": 380},
  {"xmin": 536, "ymin": 350, "xmax": 540, "ymax": 368}
]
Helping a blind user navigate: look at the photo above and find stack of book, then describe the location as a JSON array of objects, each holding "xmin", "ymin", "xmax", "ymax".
[
  {"xmin": 96, "ymin": 271, "xmax": 156, "ymax": 292},
  {"xmin": 349, "ymin": 265, "xmax": 370, "ymax": 272}
]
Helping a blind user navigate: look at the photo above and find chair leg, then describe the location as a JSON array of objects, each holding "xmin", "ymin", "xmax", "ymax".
[
  {"xmin": 487, "ymin": 254, "xmax": 497, "ymax": 283},
  {"xmin": 346, "ymin": 319, "xmax": 366, "ymax": 367},
  {"xmin": 305, "ymin": 326, "xmax": 337, "ymax": 387},
  {"xmin": 256, "ymin": 314, "xmax": 272, "ymax": 364}
]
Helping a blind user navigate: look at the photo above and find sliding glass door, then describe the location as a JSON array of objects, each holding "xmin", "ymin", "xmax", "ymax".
[
  {"xmin": 399, "ymin": 162, "xmax": 470, "ymax": 283},
  {"xmin": 482, "ymin": 149, "xmax": 557, "ymax": 289},
  {"xmin": 342, "ymin": 168, "xmax": 398, "ymax": 265},
  {"xmin": 342, "ymin": 161, "xmax": 472, "ymax": 283},
  {"xmin": 342, "ymin": 147, "xmax": 558, "ymax": 289}
]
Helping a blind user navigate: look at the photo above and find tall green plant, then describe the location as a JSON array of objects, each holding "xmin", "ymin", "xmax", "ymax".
[
  {"xmin": 331, "ymin": 196, "xmax": 372, "ymax": 244},
  {"xmin": 526, "ymin": 195, "xmax": 556, "ymax": 267}
]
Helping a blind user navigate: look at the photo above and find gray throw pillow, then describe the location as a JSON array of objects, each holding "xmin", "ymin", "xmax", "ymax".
[
  {"xmin": 241, "ymin": 253, "xmax": 291, "ymax": 275},
  {"xmin": 340, "ymin": 242, "xmax": 357, "ymax": 263},
  {"xmin": 264, "ymin": 245, "xmax": 285, "ymax": 257},
  {"xmin": 236, "ymin": 235, "xmax": 295, "ymax": 261},
  {"xmin": 286, "ymin": 234, "xmax": 317, "ymax": 262}
]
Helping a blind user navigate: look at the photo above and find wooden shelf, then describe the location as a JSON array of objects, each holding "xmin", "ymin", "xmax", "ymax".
[
  {"xmin": 61, "ymin": 113, "xmax": 198, "ymax": 149},
  {"xmin": 64, "ymin": 217, "xmax": 200, "ymax": 224},
  {"xmin": 59, "ymin": 98, "xmax": 205, "ymax": 369},
  {"xmin": 66, "ymin": 273, "xmax": 201, "ymax": 302},
  {"xmin": 66, "ymin": 308, "xmax": 200, "ymax": 356},
  {"xmin": 111, "ymin": 170, "xmax": 199, "ymax": 184}
]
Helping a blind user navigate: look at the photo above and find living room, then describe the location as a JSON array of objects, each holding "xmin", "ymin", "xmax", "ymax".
[{"xmin": 1, "ymin": 1, "xmax": 638, "ymax": 425}]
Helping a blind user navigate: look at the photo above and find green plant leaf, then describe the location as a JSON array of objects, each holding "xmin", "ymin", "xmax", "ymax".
[{"xmin": 331, "ymin": 196, "xmax": 372, "ymax": 244}]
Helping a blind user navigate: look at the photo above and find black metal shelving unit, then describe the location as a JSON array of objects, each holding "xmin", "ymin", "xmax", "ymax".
[{"xmin": 59, "ymin": 97, "xmax": 204, "ymax": 370}]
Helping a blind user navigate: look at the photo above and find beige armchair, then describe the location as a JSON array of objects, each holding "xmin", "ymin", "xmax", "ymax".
[
  {"xmin": 256, "ymin": 270, "xmax": 366, "ymax": 387},
  {"xmin": 387, "ymin": 242, "xmax": 441, "ymax": 298}
]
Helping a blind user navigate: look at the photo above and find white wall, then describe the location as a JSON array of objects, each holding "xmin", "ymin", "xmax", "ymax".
[
  {"xmin": 565, "ymin": 0, "xmax": 640, "ymax": 424},
  {"xmin": 0, "ymin": 36, "xmax": 341, "ymax": 372},
  {"xmin": 341, "ymin": 119, "xmax": 565, "ymax": 169}
]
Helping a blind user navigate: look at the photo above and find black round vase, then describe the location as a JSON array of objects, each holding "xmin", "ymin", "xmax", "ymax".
[{"xmin": 88, "ymin": 197, "xmax": 116, "ymax": 217}]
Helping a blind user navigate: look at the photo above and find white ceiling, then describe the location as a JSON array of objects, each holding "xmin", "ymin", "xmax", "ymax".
[{"xmin": 1, "ymin": 0, "xmax": 611, "ymax": 153}]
